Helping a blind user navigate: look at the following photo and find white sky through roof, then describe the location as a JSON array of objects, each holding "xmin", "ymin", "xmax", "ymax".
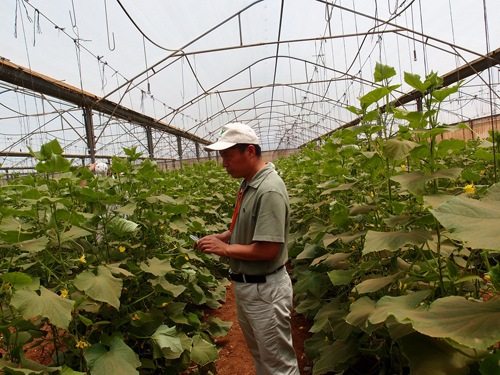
[{"xmin": 1, "ymin": 0, "xmax": 499, "ymax": 168}]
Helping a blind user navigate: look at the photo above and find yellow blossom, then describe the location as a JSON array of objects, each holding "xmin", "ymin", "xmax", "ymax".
[
  {"xmin": 161, "ymin": 302, "xmax": 168, "ymax": 307},
  {"xmin": 184, "ymin": 256, "xmax": 189, "ymax": 261},
  {"xmin": 370, "ymin": 191, "xmax": 374, "ymax": 198},
  {"xmin": 119, "ymin": 246, "xmax": 126, "ymax": 253},
  {"xmin": 401, "ymin": 164, "xmax": 406, "ymax": 171},
  {"xmin": 3, "ymin": 283, "xmax": 11, "ymax": 291},
  {"xmin": 464, "ymin": 184, "xmax": 475, "ymax": 194},
  {"xmin": 484, "ymin": 275, "xmax": 491, "ymax": 281},
  {"xmin": 60, "ymin": 290, "xmax": 68, "ymax": 298},
  {"xmin": 77, "ymin": 255, "xmax": 86, "ymax": 263},
  {"xmin": 480, "ymin": 170, "xmax": 485, "ymax": 175},
  {"xmin": 160, "ymin": 226, "xmax": 165, "ymax": 230},
  {"xmin": 76, "ymin": 340, "xmax": 90, "ymax": 349},
  {"xmin": 132, "ymin": 314, "xmax": 139, "ymax": 320}
]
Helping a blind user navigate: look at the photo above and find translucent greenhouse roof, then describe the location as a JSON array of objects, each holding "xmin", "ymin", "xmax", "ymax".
[{"xmin": 1, "ymin": 0, "xmax": 499, "ymax": 170}]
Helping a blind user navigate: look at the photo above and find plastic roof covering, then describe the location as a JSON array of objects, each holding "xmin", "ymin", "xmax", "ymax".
[{"xmin": 1, "ymin": 0, "xmax": 499, "ymax": 169}]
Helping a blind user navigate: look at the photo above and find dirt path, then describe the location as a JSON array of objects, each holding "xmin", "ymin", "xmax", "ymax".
[{"xmin": 206, "ymin": 281, "xmax": 313, "ymax": 375}]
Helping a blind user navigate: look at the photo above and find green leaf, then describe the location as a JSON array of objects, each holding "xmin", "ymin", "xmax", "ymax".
[
  {"xmin": 314, "ymin": 340, "xmax": 359, "ymax": 374},
  {"xmin": 74, "ymin": 266, "xmax": 123, "ymax": 309},
  {"xmin": 374, "ymin": 62, "xmax": 396, "ymax": 82},
  {"xmin": 391, "ymin": 296, "xmax": 500, "ymax": 350},
  {"xmin": 369, "ymin": 291, "xmax": 431, "ymax": 325},
  {"xmin": 353, "ymin": 273, "xmax": 400, "ymax": 294},
  {"xmin": 0, "ymin": 272, "xmax": 32, "ymax": 289},
  {"xmin": 35, "ymin": 154, "xmax": 71, "ymax": 174},
  {"xmin": 431, "ymin": 82, "xmax": 461, "ymax": 103},
  {"xmin": 15, "ymin": 237, "xmax": 49, "ymax": 252},
  {"xmin": 383, "ymin": 138, "xmax": 419, "ymax": 161},
  {"xmin": 114, "ymin": 203, "xmax": 137, "ymax": 216},
  {"xmin": 401, "ymin": 332, "xmax": 479, "ymax": 375},
  {"xmin": 11, "ymin": 286, "xmax": 75, "ymax": 330},
  {"xmin": 480, "ymin": 352, "xmax": 500, "ymax": 375},
  {"xmin": 191, "ymin": 335, "xmax": 219, "ymax": 366},
  {"xmin": 107, "ymin": 217, "xmax": 139, "ymax": 237},
  {"xmin": 346, "ymin": 297, "xmax": 380, "ymax": 334},
  {"xmin": 85, "ymin": 336, "xmax": 141, "ymax": 375},
  {"xmin": 60, "ymin": 226, "xmax": 92, "ymax": 242},
  {"xmin": 327, "ymin": 269, "xmax": 356, "ymax": 286},
  {"xmin": 151, "ymin": 276, "xmax": 185, "ymax": 297},
  {"xmin": 140, "ymin": 257, "xmax": 174, "ymax": 277},
  {"xmin": 363, "ymin": 229, "xmax": 433, "ymax": 254},
  {"xmin": 207, "ymin": 317, "xmax": 232, "ymax": 337},
  {"xmin": 150, "ymin": 325, "xmax": 183, "ymax": 359},
  {"xmin": 430, "ymin": 195, "xmax": 500, "ymax": 251},
  {"xmin": 404, "ymin": 72, "xmax": 425, "ymax": 92}
]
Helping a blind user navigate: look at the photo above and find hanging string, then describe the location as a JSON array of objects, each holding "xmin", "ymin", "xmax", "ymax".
[{"xmin": 33, "ymin": 9, "xmax": 42, "ymax": 46}]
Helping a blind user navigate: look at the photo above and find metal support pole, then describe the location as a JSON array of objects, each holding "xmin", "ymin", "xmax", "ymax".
[
  {"xmin": 146, "ymin": 126, "xmax": 155, "ymax": 160},
  {"xmin": 177, "ymin": 136, "xmax": 183, "ymax": 169},
  {"xmin": 195, "ymin": 142, "xmax": 200, "ymax": 162},
  {"xmin": 83, "ymin": 106, "xmax": 96, "ymax": 164}
]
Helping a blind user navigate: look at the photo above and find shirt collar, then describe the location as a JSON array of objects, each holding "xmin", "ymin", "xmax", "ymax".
[{"xmin": 240, "ymin": 162, "xmax": 275, "ymax": 190}]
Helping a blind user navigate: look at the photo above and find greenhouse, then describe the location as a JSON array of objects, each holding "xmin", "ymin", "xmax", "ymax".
[{"xmin": 0, "ymin": 0, "xmax": 500, "ymax": 374}]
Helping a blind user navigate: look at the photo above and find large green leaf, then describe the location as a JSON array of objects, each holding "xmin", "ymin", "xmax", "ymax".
[
  {"xmin": 383, "ymin": 139, "xmax": 419, "ymax": 161},
  {"xmin": 310, "ymin": 301, "xmax": 340, "ymax": 333},
  {"xmin": 353, "ymin": 273, "xmax": 401, "ymax": 294},
  {"xmin": 74, "ymin": 266, "xmax": 123, "ymax": 309},
  {"xmin": 190, "ymin": 335, "xmax": 219, "ymax": 366},
  {"xmin": 206, "ymin": 317, "xmax": 232, "ymax": 337},
  {"xmin": 401, "ymin": 332, "xmax": 479, "ymax": 375},
  {"xmin": 391, "ymin": 168, "xmax": 461, "ymax": 196},
  {"xmin": 11, "ymin": 286, "xmax": 75, "ymax": 330},
  {"xmin": 374, "ymin": 62, "xmax": 396, "ymax": 82},
  {"xmin": 149, "ymin": 325, "xmax": 183, "ymax": 359},
  {"xmin": 390, "ymin": 296, "xmax": 500, "ymax": 350},
  {"xmin": 85, "ymin": 336, "xmax": 141, "ymax": 375},
  {"xmin": 140, "ymin": 257, "xmax": 174, "ymax": 277},
  {"xmin": 346, "ymin": 297, "xmax": 378, "ymax": 334},
  {"xmin": 368, "ymin": 291, "xmax": 431, "ymax": 324},
  {"xmin": 327, "ymin": 269, "xmax": 356, "ymax": 286},
  {"xmin": 60, "ymin": 226, "xmax": 92, "ymax": 242},
  {"xmin": 363, "ymin": 229, "xmax": 433, "ymax": 254},
  {"xmin": 151, "ymin": 276, "xmax": 185, "ymax": 297},
  {"xmin": 0, "ymin": 272, "xmax": 32, "ymax": 289},
  {"xmin": 107, "ymin": 217, "xmax": 139, "ymax": 237},
  {"xmin": 313, "ymin": 340, "xmax": 359, "ymax": 375},
  {"xmin": 430, "ymin": 195, "xmax": 500, "ymax": 251}
]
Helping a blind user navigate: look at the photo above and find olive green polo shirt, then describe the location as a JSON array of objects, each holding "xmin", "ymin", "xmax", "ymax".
[{"xmin": 229, "ymin": 163, "xmax": 290, "ymax": 276}]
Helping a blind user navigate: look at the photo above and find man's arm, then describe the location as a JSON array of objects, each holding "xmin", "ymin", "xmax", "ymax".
[{"xmin": 196, "ymin": 236, "xmax": 280, "ymax": 261}]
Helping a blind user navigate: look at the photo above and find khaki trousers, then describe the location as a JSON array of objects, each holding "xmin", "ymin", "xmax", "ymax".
[{"xmin": 234, "ymin": 267, "xmax": 300, "ymax": 375}]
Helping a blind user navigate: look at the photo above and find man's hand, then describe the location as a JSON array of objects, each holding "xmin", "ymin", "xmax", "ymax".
[{"xmin": 197, "ymin": 235, "xmax": 229, "ymax": 257}]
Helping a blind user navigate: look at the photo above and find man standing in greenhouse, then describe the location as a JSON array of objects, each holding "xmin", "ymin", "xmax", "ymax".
[{"xmin": 195, "ymin": 122, "xmax": 300, "ymax": 375}]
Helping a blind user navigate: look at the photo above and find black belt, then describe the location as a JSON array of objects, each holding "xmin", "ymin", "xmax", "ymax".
[{"xmin": 230, "ymin": 265, "xmax": 284, "ymax": 283}]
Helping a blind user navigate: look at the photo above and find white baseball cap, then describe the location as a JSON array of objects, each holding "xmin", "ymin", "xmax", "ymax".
[{"xmin": 205, "ymin": 123, "xmax": 259, "ymax": 151}]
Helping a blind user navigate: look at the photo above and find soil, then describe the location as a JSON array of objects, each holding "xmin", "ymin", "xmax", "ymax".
[{"xmin": 205, "ymin": 280, "xmax": 314, "ymax": 375}]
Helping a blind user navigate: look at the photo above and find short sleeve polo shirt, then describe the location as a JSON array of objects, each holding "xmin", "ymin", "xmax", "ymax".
[{"xmin": 229, "ymin": 163, "xmax": 290, "ymax": 276}]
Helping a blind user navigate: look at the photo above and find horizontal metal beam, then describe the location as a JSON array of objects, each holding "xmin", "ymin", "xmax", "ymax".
[
  {"xmin": 302, "ymin": 46, "xmax": 500, "ymax": 147},
  {"xmin": 0, "ymin": 59, "xmax": 210, "ymax": 145},
  {"xmin": 0, "ymin": 151, "xmax": 174, "ymax": 161}
]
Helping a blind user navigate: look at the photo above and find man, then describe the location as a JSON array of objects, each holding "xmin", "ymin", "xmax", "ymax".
[{"xmin": 195, "ymin": 123, "xmax": 300, "ymax": 375}]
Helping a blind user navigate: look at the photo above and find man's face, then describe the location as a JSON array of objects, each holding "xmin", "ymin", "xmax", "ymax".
[{"xmin": 219, "ymin": 146, "xmax": 250, "ymax": 179}]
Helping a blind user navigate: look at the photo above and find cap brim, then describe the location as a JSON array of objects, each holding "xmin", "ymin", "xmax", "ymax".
[{"xmin": 204, "ymin": 141, "xmax": 236, "ymax": 151}]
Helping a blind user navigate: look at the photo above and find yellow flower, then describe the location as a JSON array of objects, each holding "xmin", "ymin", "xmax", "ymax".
[
  {"xmin": 76, "ymin": 340, "xmax": 90, "ymax": 349},
  {"xmin": 161, "ymin": 302, "xmax": 168, "ymax": 307},
  {"xmin": 184, "ymin": 256, "xmax": 189, "ymax": 261},
  {"xmin": 132, "ymin": 314, "xmax": 139, "ymax": 321},
  {"xmin": 464, "ymin": 184, "xmax": 475, "ymax": 194},
  {"xmin": 480, "ymin": 170, "xmax": 485, "ymax": 175},
  {"xmin": 401, "ymin": 164, "xmax": 406, "ymax": 171},
  {"xmin": 3, "ymin": 283, "xmax": 11, "ymax": 291},
  {"xmin": 60, "ymin": 290, "xmax": 68, "ymax": 298},
  {"xmin": 370, "ymin": 191, "xmax": 374, "ymax": 198},
  {"xmin": 77, "ymin": 255, "xmax": 86, "ymax": 263},
  {"xmin": 160, "ymin": 226, "xmax": 165, "ymax": 230},
  {"xmin": 119, "ymin": 246, "xmax": 126, "ymax": 253}
]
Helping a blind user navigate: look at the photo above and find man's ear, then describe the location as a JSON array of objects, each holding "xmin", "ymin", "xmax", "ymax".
[{"xmin": 246, "ymin": 144, "xmax": 256, "ymax": 158}]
